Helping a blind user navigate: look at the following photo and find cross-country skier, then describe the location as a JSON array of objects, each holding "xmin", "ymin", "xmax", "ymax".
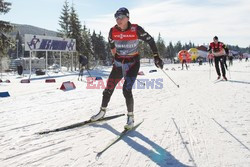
[
  {"xmin": 228, "ymin": 51, "xmax": 233, "ymax": 66},
  {"xmin": 181, "ymin": 51, "xmax": 188, "ymax": 70},
  {"xmin": 90, "ymin": 7, "xmax": 164, "ymax": 129},
  {"xmin": 224, "ymin": 47, "xmax": 229, "ymax": 70},
  {"xmin": 78, "ymin": 55, "xmax": 88, "ymax": 81},
  {"xmin": 208, "ymin": 36, "xmax": 228, "ymax": 81}
]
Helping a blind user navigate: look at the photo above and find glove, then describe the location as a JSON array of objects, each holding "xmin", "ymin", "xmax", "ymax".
[{"xmin": 154, "ymin": 54, "xmax": 164, "ymax": 69}]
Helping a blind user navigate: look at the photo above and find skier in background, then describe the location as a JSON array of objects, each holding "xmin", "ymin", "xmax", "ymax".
[
  {"xmin": 90, "ymin": 7, "xmax": 164, "ymax": 129},
  {"xmin": 78, "ymin": 55, "xmax": 88, "ymax": 81},
  {"xmin": 228, "ymin": 51, "xmax": 233, "ymax": 66},
  {"xmin": 208, "ymin": 36, "xmax": 228, "ymax": 81},
  {"xmin": 223, "ymin": 47, "xmax": 229, "ymax": 70},
  {"xmin": 181, "ymin": 51, "xmax": 188, "ymax": 70}
]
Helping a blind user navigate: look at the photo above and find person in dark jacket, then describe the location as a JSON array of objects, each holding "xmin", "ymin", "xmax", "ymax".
[
  {"xmin": 208, "ymin": 36, "xmax": 228, "ymax": 81},
  {"xmin": 78, "ymin": 55, "xmax": 88, "ymax": 81},
  {"xmin": 90, "ymin": 7, "xmax": 164, "ymax": 129}
]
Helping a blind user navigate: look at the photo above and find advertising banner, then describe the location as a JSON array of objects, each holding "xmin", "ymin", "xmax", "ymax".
[{"xmin": 25, "ymin": 34, "xmax": 76, "ymax": 51}]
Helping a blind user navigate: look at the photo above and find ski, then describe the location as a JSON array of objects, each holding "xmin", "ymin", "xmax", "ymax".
[
  {"xmin": 37, "ymin": 114, "xmax": 125, "ymax": 135},
  {"xmin": 213, "ymin": 79, "xmax": 222, "ymax": 84},
  {"xmin": 96, "ymin": 120, "xmax": 144, "ymax": 159},
  {"xmin": 214, "ymin": 78, "xmax": 228, "ymax": 84}
]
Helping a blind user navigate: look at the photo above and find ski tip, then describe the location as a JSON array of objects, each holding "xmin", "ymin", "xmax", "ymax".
[
  {"xmin": 37, "ymin": 132, "xmax": 49, "ymax": 135},
  {"xmin": 96, "ymin": 153, "xmax": 102, "ymax": 160},
  {"xmin": 36, "ymin": 131, "xmax": 48, "ymax": 135}
]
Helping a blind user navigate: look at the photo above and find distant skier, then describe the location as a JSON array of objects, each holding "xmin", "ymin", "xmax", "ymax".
[
  {"xmin": 207, "ymin": 51, "xmax": 214, "ymax": 66},
  {"xmin": 90, "ymin": 7, "xmax": 164, "ymax": 129},
  {"xmin": 223, "ymin": 47, "xmax": 229, "ymax": 70},
  {"xmin": 208, "ymin": 36, "xmax": 228, "ymax": 81},
  {"xmin": 239, "ymin": 53, "xmax": 243, "ymax": 62},
  {"xmin": 78, "ymin": 55, "xmax": 88, "ymax": 81},
  {"xmin": 181, "ymin": 51, "xmax": 188, "ymax": 70},
  {"xmin": 228, "ymin": 51, "xmax": 233, "ymax": 66}
]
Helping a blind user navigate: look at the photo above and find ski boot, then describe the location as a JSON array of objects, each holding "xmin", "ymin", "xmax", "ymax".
[
  {"xmin": 217, "ymin": 76, "xmax": 221, "ymax": 80},
  {"xmin": 124, "ymin": 112, "xmax": 134, "ymax": 130},
  {"xmin": 223, "ymin": 76, "xmax": 228, "ymax": 81},
  {"xmin": 90, "ymin": 107, "xmax": 106, "ymax": 121}
]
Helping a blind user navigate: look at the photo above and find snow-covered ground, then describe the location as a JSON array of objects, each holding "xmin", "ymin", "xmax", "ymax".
[{"xmin": 0, "ymin": 60, "xmax": 250, "ymax": 167}]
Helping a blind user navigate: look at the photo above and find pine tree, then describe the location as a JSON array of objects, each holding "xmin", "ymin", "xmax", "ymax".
[
  {"xmin": 69, "ymin": 5, "xmax": 84, "ymax": 53},
  {"xmin": 0, "ymin": 0, "xmax": 13, "ymax": 73},
  {"xmin": 58, "ymin": 0, "xmax": 70, "ymax": 37},
  {"xmin": 156, "ymin": 33, "xmax": 166, "ymax": 57},
  {"xmin": 0, "ymin": 0, "xmax": 13, "ymax": 56},
  {"xmin": 15, "ymin": 31, "xmax": 23, "ymax": 58},
  {"xmin": 105, "ymin": 42, "xmax": 113, "ymax": 65},
  {"xmin": 166, "ymin": 41, "xmax": 175, "ymax": 60},
  {"xmin": 138, "ymin": 41, "xmax": 151, "ymax": 58},
  {"xmin": 91, "ymin": 31, "xmax": 108, "ymax": 65},
  {"xmin": 174, "ymin": 41, "xmax": 182, "ymax": 54},
  {"xmin": 82, "ymin": 27, "xmax": 94, "ymax": 68},
  {"xmin": 91, "ymin": 30, "xmax": 98, "ymax": 60}
]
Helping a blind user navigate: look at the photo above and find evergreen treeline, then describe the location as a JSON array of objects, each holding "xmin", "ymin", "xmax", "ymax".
[
  {"xmin": 1, "ymin": 0, "xmax": 250, "ymax": 66},
  {"xmin": 58, "ymin": 0, "xmax": 250, "ymax": 63}
]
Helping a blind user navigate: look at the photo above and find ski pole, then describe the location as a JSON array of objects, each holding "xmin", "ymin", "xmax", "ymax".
[
  {"xmin": 86, "ymin": 69, "xmax": 93, "ymax": 78},
  {"xmin": 228, "ymin": 66, "xmax": 231, "ymax": 79},
  {"xmin": 86, "ymin": 69, "xmax": 96, "ymax": 83},
  {"xmin": 209, "ymin": 65, "xmax": 211, "ymax": 80},
  {"xmin": 136, "ymin": 79, "xmax": 145, "ymax": 86},
  {"xmin": 161, "ymin": 69, "xmax": 180, "ymax": 88}
]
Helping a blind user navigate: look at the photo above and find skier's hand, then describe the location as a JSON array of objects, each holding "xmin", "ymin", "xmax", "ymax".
[
  {"xmin": 154, "ymin": 54, "xmax": 164, "ymax": 69},
  {"xmin": 112, "ymin": 53, "xmax": 118, "ymax": 64}
]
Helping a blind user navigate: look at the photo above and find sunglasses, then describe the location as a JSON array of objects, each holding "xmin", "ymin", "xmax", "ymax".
[{"xmin": 115, "ymin": 15, "xmax": 127, "ymax": 20}]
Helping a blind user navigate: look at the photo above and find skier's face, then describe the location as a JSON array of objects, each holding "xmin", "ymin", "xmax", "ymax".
[
  {"xmin": 116, "ymin": 15, "xmax": 129, "ymax": 30},
  {"xmin": 213, "ymin": 38, "xmax": 218, "ymax": 44}
]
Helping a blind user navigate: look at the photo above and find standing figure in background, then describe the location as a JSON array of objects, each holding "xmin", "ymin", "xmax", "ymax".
[
  {"xmin": 228, "ymin": 51, "xmax": 233, "ymax": 66},
  {"xmin": 223, "ymin": 47, "xmax": 229, "ymax": 70},
  {"xmin": 181, "ymin": 51, "xmax": 188, "ymax": 70},
  {"xmin": 78, "ymin": 55, "xmax": 88, "ymax": 81},
  {"xmin": 239, "ymin": 53, "xmax": 243, "ymax": 62}
]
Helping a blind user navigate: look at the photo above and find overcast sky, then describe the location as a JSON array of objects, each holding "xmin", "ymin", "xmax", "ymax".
[{"xmin": 2, "ymin": 0, "xmax": 250, "ymax": 47}]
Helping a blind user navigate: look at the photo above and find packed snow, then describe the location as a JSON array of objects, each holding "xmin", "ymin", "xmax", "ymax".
[{"xmin": 0, "ymin": 60, "xmax": 250, "ymax": 167}]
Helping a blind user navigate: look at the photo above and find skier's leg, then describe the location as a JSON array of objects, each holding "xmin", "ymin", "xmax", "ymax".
[
  {"xmin": 123, "ymin": 61, "xmax": 140, "ymax": 129},
  {"xmin": 101, "ymin": 66, "xmax": 123, "ymax": 108},
  {"xmin": 91, "ymin": 66, "xmax": 123, "ymax": 121},
  {"xmin": 219, "ymin": 57, "xmax": 226, "ymax": 79},
  {"xmin": 123, "ymin": 61, "xmax": 140, "ymax": 113},
  {"xmin": 214, "ymin": 57, "xmax": 221, "ymax": 78}
]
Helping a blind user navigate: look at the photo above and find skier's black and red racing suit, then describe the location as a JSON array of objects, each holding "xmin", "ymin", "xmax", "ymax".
[{"xmin": 101, "ymin": 21, "xmax": 159, "ymax": 113}]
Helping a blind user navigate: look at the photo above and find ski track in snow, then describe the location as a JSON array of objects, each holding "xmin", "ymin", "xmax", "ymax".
[{"xmin": 0, "ymin": 61, "xmax": 250, "ymax": 167}]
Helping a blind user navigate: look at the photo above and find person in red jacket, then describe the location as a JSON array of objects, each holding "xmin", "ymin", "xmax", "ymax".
[
  {"xmin": 181, "ymin": 51, "xmax": 188, "ymax": 70},
  {"xmin": 208, "ymin": 36, "xmax": 227, "ymax": 80},
  {"xmin": 90, "ymin": 7, "xmax": 163, "ymax": 129}
]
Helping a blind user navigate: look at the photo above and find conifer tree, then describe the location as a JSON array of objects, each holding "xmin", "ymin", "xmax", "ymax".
[
  {"xmin": 0, "ymin": 0, "xmax": 13, "ymax": 57},
  {"xmin": 58, "ymin": 0, "xmax": 70, "ymax": 37}
]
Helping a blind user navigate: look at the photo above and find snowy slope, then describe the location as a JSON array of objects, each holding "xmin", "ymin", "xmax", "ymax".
[{"xmin": 0, "ymin": 61, "xmax": 250, "ymax": 167}]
